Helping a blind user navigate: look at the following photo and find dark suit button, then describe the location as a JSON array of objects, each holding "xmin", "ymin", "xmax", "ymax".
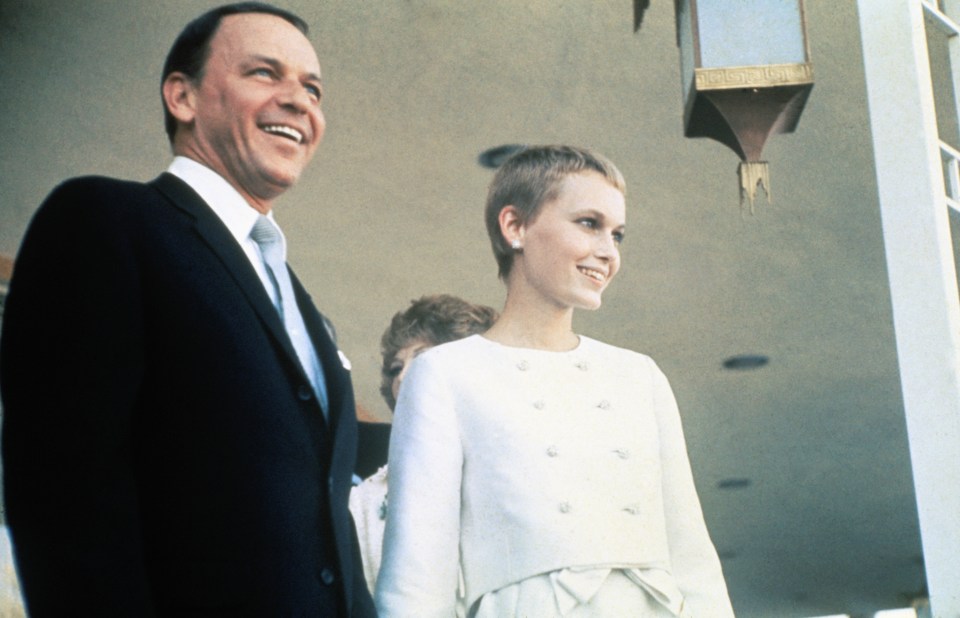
[
  {"xmin": 297, "ymin": 385, "xmax": 313, "ymax": 401},
  {"xmin": 320, "ymin": 568, "xmax": 335, "ymax": 585}
]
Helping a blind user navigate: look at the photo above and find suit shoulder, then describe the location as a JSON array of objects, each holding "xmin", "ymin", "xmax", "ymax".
[
  {"xmin": 47, "ymin": 175, "xmax": 156, "ymax": 204},
  {"xmin": 34, "ymin": 175, "xmax": 167, "ymax": 224},
  {"xmin": 21, "ymin": 176, "xmax": 170, "ymax": 253}
]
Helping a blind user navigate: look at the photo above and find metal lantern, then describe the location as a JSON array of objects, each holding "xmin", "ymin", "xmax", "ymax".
[{"xmin": 675, "ymin": 0, "xmax": 814, "ymax": 208}]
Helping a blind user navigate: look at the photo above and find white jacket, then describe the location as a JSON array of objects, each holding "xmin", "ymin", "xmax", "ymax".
[{"xmin": 376, "ymin": 335, "xmax": 733, "ymax": 617}]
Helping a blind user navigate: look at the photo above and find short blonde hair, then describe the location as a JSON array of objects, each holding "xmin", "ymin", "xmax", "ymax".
[{"xmin": 484, "ymin": 145, "xmax": 626, "ymax": 280}]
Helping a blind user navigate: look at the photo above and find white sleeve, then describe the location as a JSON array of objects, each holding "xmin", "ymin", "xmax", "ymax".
[
  {"xmin": 649, "ymin": 360, "xmax": 735, "ymax": 616},
  {"xmin": 375, "ymin": 352, "xmax": 463, "ymax": 618}
]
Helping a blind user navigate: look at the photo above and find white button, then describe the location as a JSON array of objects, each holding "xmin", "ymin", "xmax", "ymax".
[
  {"xmin": 533, "ymin": 400, "xmax": 546, "ymax": 410},
  {"xmin": 517, "ymin": 360, "xmax": 530, "ymax": 371},
  {"xmin": 575, "ymin": 361, "xmax": 589, "ymax": 371},
  {"xmin": 597, "ymin": 400, "xmax": 611, "ymax": 410},
  {"xmin": 546, "ymin": 445, "xmax": 559, "ymax": 457},
  {"xmin": 614, "ymin": 448, "xmax": 630, "ymax": 459},
  {"xmin": 559, "ymin": 502, "xmax": 572, "ymax": 513}
]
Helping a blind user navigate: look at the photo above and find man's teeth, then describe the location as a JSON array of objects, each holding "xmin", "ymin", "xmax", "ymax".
[
  {"xmin": 578, "ymin": 267, "xmax": 606, "ymax": 282},
  {"xmin": 263, "ymin": 125, "xmax": 303, "ymax": 144}
]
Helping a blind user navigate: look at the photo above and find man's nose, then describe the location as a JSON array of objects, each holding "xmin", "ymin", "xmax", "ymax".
[{"xmin": 278, "ymin": 80, "xmax": 313, "ymax": 113}]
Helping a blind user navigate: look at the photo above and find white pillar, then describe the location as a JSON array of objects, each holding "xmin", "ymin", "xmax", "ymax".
[{"xmin": 858, "ymin": 1, "xmax": 960, "ymax": 615}]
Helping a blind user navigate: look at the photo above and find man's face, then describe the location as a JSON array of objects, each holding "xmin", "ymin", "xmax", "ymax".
[{"xmin": 180, "ymin": 13, "xmax": 325, "ymax": 209}]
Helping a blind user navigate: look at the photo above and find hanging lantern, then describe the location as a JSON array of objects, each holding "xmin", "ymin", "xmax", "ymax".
[{"xmin": 675, "ymin": 0, "xmax": 814, "ymax": 209}]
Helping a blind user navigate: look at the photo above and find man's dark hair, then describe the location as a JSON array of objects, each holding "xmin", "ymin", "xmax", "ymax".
[{"xmin": 161, "ymin": 2, "xmax": 309, "ymax": 143}]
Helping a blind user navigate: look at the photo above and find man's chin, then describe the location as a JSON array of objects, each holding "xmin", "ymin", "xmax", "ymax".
[{"xmin": 254, "ymin": 167, "xmax": 303, "ymax": 196}]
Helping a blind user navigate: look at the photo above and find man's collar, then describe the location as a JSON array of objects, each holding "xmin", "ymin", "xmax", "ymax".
[{"xmin": 167, "ymin": 156, "xmax": 278, "ymax": 246}]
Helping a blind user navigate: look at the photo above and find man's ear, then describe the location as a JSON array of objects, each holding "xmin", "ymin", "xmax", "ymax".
[
  {"xmin": 498, "ymin": 205, "xmax": 525, "ymax": 247},
  {"xmin": 162, "ymin": 72, "xmax": 197, "ymax": 126}
]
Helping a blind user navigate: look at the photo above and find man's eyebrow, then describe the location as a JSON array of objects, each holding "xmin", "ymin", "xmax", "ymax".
[
  {"xmin": 250, "ymin": 54, "xmax": 322, "ymax": 84},
  {"xmin": 249, "ymin": 54, "xmax": 281, "ymax": 68}
]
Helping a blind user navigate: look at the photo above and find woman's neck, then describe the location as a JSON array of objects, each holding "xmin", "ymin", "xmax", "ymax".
[{"xmin": 485, "ymin": 289, "xmax": 579, "ymax": 351}]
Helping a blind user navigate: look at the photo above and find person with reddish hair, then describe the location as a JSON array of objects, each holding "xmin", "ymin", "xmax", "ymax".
[{"xmin": 351, "ymin": 294, "xmax": 498, "ymax": 597}]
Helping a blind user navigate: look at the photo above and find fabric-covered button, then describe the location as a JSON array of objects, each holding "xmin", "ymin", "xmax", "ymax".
[
  {"xmin": 297, "ymin": 385, "xmax": 313, "ymax": 401},
  {"xmin": 320, "ymin": 568, "xmax": 336, "ymax": 585},
  {"xmin": 546, "ymin": 445, "xmax": 559, "ymax": 457},
  {"xmin": 533, "ymin": 400, "xmax": 546, "ymax": 410},
  {"xmin": 559, "ymin": 502, "xmax": 572, "ymax": 513},
  {"xmin": 517, "ymin": 360, "xmax": 530, "ymax": 371}
]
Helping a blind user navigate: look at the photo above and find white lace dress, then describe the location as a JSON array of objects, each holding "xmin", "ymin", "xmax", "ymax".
[{"xmin": 349, "ymin": 465, "xmax": 389, "ymax": 595}]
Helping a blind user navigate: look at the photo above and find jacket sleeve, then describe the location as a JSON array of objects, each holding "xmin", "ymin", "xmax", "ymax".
[
  {"xmin": 375, "ymin": 352, "xmax": 463, "ymax": 618},
  {"xmin": 0, "ymin": 179, "xmax": 155, "ymax": 614},
  {"xmin": 649, "ymin": 360, "xmax": 736, "ymax": 616}
]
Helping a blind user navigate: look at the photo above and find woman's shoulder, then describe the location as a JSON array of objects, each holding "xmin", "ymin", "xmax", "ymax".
[
  {"xmin": 403, "ymin": 335, "xmax": 493, "ymax": 383},
  {"xmin": 416, "ymin": 334, "xmax": 487, "ymax": 364},
  {"xmin": 579, "ymin": 335, "xmax": 658, "ymax": 368}
]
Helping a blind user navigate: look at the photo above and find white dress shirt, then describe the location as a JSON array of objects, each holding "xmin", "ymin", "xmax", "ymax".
[{"xmin": 167, "ymin": 156, "xmax": 283, "ymax": 308}]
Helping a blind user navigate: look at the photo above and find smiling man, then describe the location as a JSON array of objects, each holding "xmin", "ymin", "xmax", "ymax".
[{"xmin": 0, "ymin": 3, "xmax": 375, "ymax": 615}]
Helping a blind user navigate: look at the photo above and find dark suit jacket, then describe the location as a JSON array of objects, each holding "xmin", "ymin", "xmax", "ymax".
[{"xmin": 0, "ymin": 174, "xmax": 376, "ymax": 616}]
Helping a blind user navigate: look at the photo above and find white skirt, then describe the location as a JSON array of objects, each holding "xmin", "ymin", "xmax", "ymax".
[{"xmin": 471, "ymin": 567, "xmax": 690, "ymax": 618}]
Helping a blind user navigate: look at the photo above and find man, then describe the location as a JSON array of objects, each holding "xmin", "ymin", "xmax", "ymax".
[{"xmin": 0, "ymin": 3, "xmax": 375, "ymax": 615}]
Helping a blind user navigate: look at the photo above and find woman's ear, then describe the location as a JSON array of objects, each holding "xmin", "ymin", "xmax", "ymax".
[
  {"xmin": 162, "ymin": 72, "xmax": 198, "ymax": 127},
  {"xmin": 498, "ymin": 205, "xmax": 525, "ymax": 248}
]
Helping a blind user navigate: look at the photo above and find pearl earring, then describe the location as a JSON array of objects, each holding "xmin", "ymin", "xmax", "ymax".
[{"xmin": 511, "ymin": 239, "xmax": 522, "ymax": 251}]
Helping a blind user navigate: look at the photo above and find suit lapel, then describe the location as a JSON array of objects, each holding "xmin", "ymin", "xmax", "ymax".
[
  {"xmin": 292, "ymin": 274, "xmax": 347, "ymax": 436},
  {"xmin": 149, "ymin": 173, "xmax": 308, "ymax": 392}
]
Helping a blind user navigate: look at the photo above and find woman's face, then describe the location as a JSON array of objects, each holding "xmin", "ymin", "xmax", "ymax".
[
  {"xmin": 387, "ymin": 339, "xmax": 432, "ymax": 411},
  {"xmin": 513, "ymin": 171, "xmax": 626, "ymax": 311}
]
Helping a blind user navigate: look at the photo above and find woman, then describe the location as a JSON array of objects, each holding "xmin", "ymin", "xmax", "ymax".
[
  {"xmin": 350, "ymin": 295, "xmax": 498, "ymax": 595},
  {"xmin": 376, "ymin": 146, "xmax": 734, "ymax": 617}
]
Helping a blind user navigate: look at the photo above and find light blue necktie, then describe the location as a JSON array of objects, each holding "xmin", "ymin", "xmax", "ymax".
[{"xmin": 250, "ymin": 215, "xmax": 329, "ymax": 417}]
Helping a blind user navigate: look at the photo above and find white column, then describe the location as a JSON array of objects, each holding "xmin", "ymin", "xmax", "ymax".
[
  {"xmin": 946, "ymin": 1, "xmax": 960, "ymax": 130},
  {"xmin": 858, "ymin": 1, "xmax": 960, "ymax": 615}
]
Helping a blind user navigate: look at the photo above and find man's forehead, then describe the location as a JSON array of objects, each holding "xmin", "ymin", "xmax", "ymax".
[{"xmin": 210, "ymin": 13, "xmax": 320, "ymax": 73}]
